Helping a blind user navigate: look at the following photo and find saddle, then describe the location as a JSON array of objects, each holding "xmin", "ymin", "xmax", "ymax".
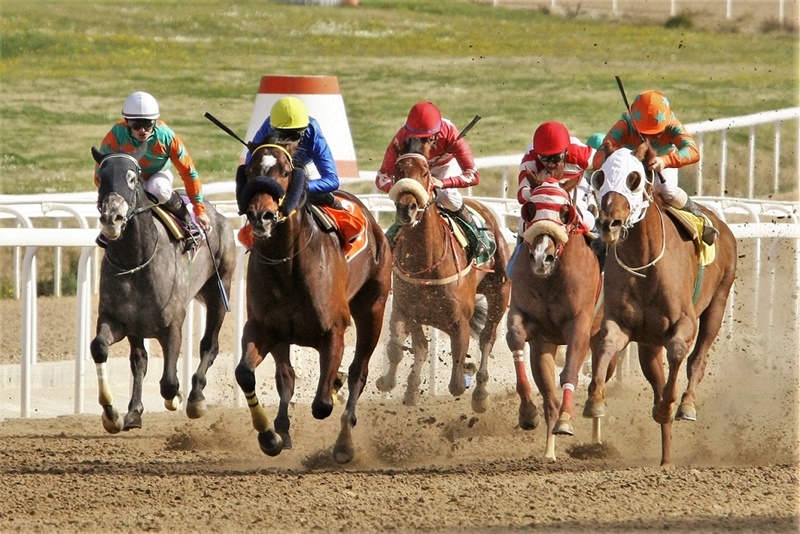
[
  {"xmin": 442, "ymin": 207, "xmax": 496, "ymax": 264},
  {"xmin": 664, "ymin": 206, "xmax": 716, "ymax": 267},
  {"xmin": 236, "ymin": 195, "xmax": 369, "ymax": 262}
]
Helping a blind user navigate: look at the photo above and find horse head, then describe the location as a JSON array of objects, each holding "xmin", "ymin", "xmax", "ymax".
[
  {"xmin": 388, "ymin": 138, "xmax": 434, "ymax": 226},
  {"xmin": 92, "ymin": 143, "xmax": 147, "ymax": 241},
  {"xmin": 520, "ymin": 180, "xmax": 576, "ymax": 276},
  {"xmin": 591, "ymin": 148, "xmax": 651, "ymax": 244},
  {"xmin": 239, "ymin": 139, "xmax": 306, "ymax": 239}
]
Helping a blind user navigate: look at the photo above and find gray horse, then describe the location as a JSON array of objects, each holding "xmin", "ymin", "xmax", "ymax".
[{"xmin": 90, "ymin": 145, "xmax": 235, "ymax": 433}]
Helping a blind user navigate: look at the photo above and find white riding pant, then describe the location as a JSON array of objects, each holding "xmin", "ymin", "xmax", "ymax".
[
  {"xmin": 143, "ymin": 169, "xmax": 175, "ymax": 204},
  {"xmin": 653, "ymin": 168, "xmax": 685, "ymax": 207},
  {"xmin": 432, "ymin": 159, "xmax": 465, "ymax": 212}
]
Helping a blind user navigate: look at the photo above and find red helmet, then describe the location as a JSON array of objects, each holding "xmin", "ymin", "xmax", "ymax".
[
  {"xmin": 404, "ymin": 102, "xmax": 442, "ymax": 137},
  {"xmin": 533, "ymin": 121, "xmax": 570, "ymax": 156}
]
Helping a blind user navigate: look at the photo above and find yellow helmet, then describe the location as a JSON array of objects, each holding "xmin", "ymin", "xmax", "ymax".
[{"xmin": 270, "ymin": 96, "xmax": 309, "ymax": 129}]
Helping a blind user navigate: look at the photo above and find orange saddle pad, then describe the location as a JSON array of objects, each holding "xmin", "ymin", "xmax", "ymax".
[{"xmin": 319, "ymin": 195, "xmax": 369, "ymax": 261}]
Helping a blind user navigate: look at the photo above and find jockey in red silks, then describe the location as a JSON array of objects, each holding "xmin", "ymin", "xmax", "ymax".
[
  {"xmin": 376, "ymin": 101, "xmax": 489, "ymax": 257},
  {"xmin": 517, "ymin": 121, "xmax": 598, "ymax": 237}
]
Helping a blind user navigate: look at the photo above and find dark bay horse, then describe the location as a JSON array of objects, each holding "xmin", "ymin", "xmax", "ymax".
[
  {"xmin": 90, "ymin": 146, "xmax": 235, "ymax": 433},
  {"xmin": 506, "ymin": 179, "xmax": 610, "ymax": 460},
  {"xmin": 236, "ymin": 141, "xmax": 392, "ymax": 464},
  {"xmin": 375, "ymin": 140, "xmax": 511, "ymax": 413},
  {"xmin": 587, "ymin": 148, "xmax": 737, "ymax": 467}
]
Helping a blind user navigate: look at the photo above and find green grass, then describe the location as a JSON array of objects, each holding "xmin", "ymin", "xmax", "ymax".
[{"xmin": 0, "ymin": 0, "xmax": 797, "ymax": 198}]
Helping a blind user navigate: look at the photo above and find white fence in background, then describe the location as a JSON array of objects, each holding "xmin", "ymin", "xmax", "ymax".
[{"xmin": 499, "ymin": 0, "xmax": 796, "ymax": 24}]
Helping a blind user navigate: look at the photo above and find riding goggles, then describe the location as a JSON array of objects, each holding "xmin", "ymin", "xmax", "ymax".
[
  {"xmin": 127, "ymin": 119, "xmax": 156, "ymax": 131},
  {"xmin": 538, "ymin": 151, "xmax": 566, "ymax": 164}
]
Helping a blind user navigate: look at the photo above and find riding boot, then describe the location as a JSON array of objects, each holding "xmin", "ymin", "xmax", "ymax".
[
  {"xmin": 450, "ymin": 204, "xmax": 489, "ymax": 259},
  {"xmin": 310, "ymin": 192, "xmax": 344, "ymax": 210},
  {"xmin": 681, "ymin": 198, "xmax": 719, "ymax": 246},
  {"xmin": 163, "ymin": 191, "xmax": 199, "ymax": 252}
]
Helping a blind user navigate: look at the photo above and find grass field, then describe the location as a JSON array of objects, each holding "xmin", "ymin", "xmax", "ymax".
[{"xmin": 0, "ymin": 0, "xmax": 797, "ymax": 198}]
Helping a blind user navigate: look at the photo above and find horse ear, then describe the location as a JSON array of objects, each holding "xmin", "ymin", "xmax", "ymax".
[
  {"xmin": 91, "ymin": 147, "xmax": 104, "ymax": 164},
  {"xmin": 132, "ymin": 142, "xmax": 147, "ymax": 162},
  {"xmin": 590, "ymin": 169, "xmax": 605, "ymax": 191},
  {"xmin": 601, "ymin": 140, "xmax": 615, "ymax": 158},
  {"xmin": 521, "ymin": 201, "xmax": 537, "ymax": 223},
  {"xmin": 626, "ymin": 171, "xmax": 643, "ymax": 193}
]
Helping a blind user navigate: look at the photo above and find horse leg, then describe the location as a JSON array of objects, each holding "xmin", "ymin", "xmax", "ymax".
[
  {"xmin": 156, "ymin": 326, "xmax": 184, "ymax": 412},
  {"xmin": 335, "ymin": 295, "xmax": 385, "ymax": 464},
  {"xmin": 271, "ymin": 341, "xmax": 296, "ymax": 451},
  {"xmin": 530, "ymin": 339, "xmax": 560, "ymax": 461},
  {"xmin": 658, "ymin": 316, "xmax": 696, "ymax": 425},
  {"xmin": 123, "ymin": 336, "xmax": 148, "ymax": 430},
  {"xmin": 505, "ymin": 312, "xmax": 540, "ymax": 432},
  {"xmin": 677, "ymin": 294, "xmax": 728, "ymax": 421},
  {"xmin": 90, "ymin": 319, "xmax": 127, "ymax": 434},
  {"xmin": 447, "ymin": 323, "xmax": 471, "ymax": 398},
  {"xmin": 555, "ymin": 319, "xmax": 592, "ymax": 436},
  {"xmin": 584, "ymin": 320, "xmax": 629, "ymax": 420},
  {"xmin": 235, "ymin": 320, "xmax": 282, "ymax": 456},
  {"xmin": 375, "ymin": 312, "xmax": 408, "ymax": 393},
  {"xmin": 186, "ymin": 295, "xmax": 226, "ymax": 419},
  {"xmin": 404, "ymin": 323, "xmax": 428, "ymax": 406},
  {"xmin": 472, "ymin": 289, "xmax": 506, "ymax": 414},
  {"xmin": 637, "ymin": 343, "xmax": 673, "ymax": 467}
]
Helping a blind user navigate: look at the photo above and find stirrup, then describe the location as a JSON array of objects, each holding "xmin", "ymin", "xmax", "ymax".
[{"xmin": 701, "ymin": 225, "xmax": 719, "ymax": 246}]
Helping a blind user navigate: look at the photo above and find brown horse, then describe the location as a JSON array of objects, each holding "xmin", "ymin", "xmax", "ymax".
[
  {"xmin": 587, "ymin": 148, "xmax": 737, "ymax": 467},
  {"xmin": 375, "ymin": 139, "xmax": 511, "ymax": 412},
  {"xmin": 506, "ymin": 179, "xmax": 610, "ymax": 460},
  {"xmin": 234, "ymin": 141, "xmax": 392, "ymax": 464}
]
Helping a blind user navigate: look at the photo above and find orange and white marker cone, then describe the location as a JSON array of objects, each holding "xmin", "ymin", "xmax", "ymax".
[{"xmin": 242, "ymin": 75, "xmax": 359, "ymax": 181}]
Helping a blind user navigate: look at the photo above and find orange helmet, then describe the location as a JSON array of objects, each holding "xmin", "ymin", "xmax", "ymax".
[
  {"xmin": 631, "ymin": 90, "xmax": 672, "ymax": 135},
  {"xmin": 533, "ymin": 121, "xmax": 571, "ymax": 156},
  {"xmin": 404, "ymin": 101, "xmax": 442, "ymax": 137}
]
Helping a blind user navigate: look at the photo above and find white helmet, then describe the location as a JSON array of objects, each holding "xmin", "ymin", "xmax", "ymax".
[{"xmin": 122, "ymin": 91, "xmax": 160, "ymax": 120}]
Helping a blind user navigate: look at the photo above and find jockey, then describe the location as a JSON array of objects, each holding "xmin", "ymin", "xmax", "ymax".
[
  {"xmin": 242, "ymin": 96, "xmax": 340, "ymax": 209},
  {"xmin": 592, "ymin": 90, "xmax": 717, "ymax": 244},
  {"xmin": 517, "ymin": 121, "xmax": 597, "ymax": 235},
  {"xmin": 376, "ymin": 101, "xmax": 488, "ymax": 257},
  {"xmin": 95, "ymin": 91, "xmax": 209, "ymax": 249}
]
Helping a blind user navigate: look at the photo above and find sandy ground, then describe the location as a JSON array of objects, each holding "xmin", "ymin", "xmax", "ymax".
[{"xmin": 0, "ymin": 240, "xmax": 798, "ymax": 532}]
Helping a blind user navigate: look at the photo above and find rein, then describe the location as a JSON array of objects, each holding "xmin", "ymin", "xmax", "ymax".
[
  {"xmin": 393, "ymin": 210, "xmax": 472, "ymax": 286},
  {"xmin": 613, "ymin": 197, "xmax": 667, "ymax": 278},
  {"xmin": 250, "ymin": 215, "xmax": 315, "ymax": 265},
  {"xmin": 103, "ymin": 228, "xmax": 160, "ymax": 276}
]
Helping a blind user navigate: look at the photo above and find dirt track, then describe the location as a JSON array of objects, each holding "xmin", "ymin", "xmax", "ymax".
[{"xmin": 0, "ymin": 240, "xmax": 798, "ymax": 532}]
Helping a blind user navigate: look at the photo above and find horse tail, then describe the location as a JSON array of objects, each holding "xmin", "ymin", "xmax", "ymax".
[{"xmin": 469, "ymin": 294, "xmax": 488, "ymax": 339}]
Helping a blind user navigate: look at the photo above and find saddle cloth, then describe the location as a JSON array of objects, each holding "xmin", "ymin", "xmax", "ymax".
[{"xmin": 665, "ymin": 206, "xmax": 716, "ymax": 267}]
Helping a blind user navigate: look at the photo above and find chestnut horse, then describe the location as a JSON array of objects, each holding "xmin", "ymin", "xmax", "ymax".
[
  {"xmin": 587, "ymin": 148, "xmax": 737, "ymax": 467},
  {"xmin": 235, "ymin": 141, "xmax": 392, "ymax": 464},
  {"xmin": 506, "ymin": 179, "xmax": 610, "ymax": 460},
  {"xmin": 375, "ymin": 139, "xmax": 511, "ymax": 412},
  {"xmin": 90, "ymin": 145, "xmax": 235, "ymax": 433}
]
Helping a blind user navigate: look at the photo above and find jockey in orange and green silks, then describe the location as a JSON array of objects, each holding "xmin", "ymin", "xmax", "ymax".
[{"xmin": 94, "ymin": 92, "xmax": 209, "ymax": 235}]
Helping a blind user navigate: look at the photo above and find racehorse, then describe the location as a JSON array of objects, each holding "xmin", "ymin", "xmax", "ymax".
[
  {"xmin": 90, "ymin": 145, "xmax": 235, "ymax": 433},
  {"xmin": 586, "ymin": 147, "xmax": 737, "ymax": 467},
  {"xmin": 375, "ymin": 137, "xmax": 511, "ymax": 413},
  {"xmin": 505, "ymin": 179, "xmax": 610, "ymax": 460},
  {"xmin": 235, "ymin": 140, "xmax": 392, "ymax": 464}
]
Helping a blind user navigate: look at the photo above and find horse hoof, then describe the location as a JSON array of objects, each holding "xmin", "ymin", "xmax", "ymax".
[
  {"xmin": 583, "ymin": 400, "xmax": 606, "ymax": 418},
  {"xmin": 676, "ymin": 403, "xmax": 697, "ymax": 421},
  {"xmin": 471, "ymin": 390, "xmax": 489, "ymax": 414},
  {"xmin": 552, "ymin": 415, "xmax": 575, "ymax": 436},
  {"xmin": 186, "ymin": 399, "xmax": 207, "ymax": 420},
  {"xmin": 123, "ymin": 412, "xmax": 142, "ymax": 430},
  {"xmin": 101, "ymin": 407, "xmax": 123, "ymax": 434},
  {"xmin": 258, "ymin": 430, "xmax": 283, "ymax": 456},
  {"xmin": 164, "ymin": 391, "xmax": 184, "ymax": 412},
  {"xmin": 375, "ymin": 375, "xmax": 395, "ymax": 393}
]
